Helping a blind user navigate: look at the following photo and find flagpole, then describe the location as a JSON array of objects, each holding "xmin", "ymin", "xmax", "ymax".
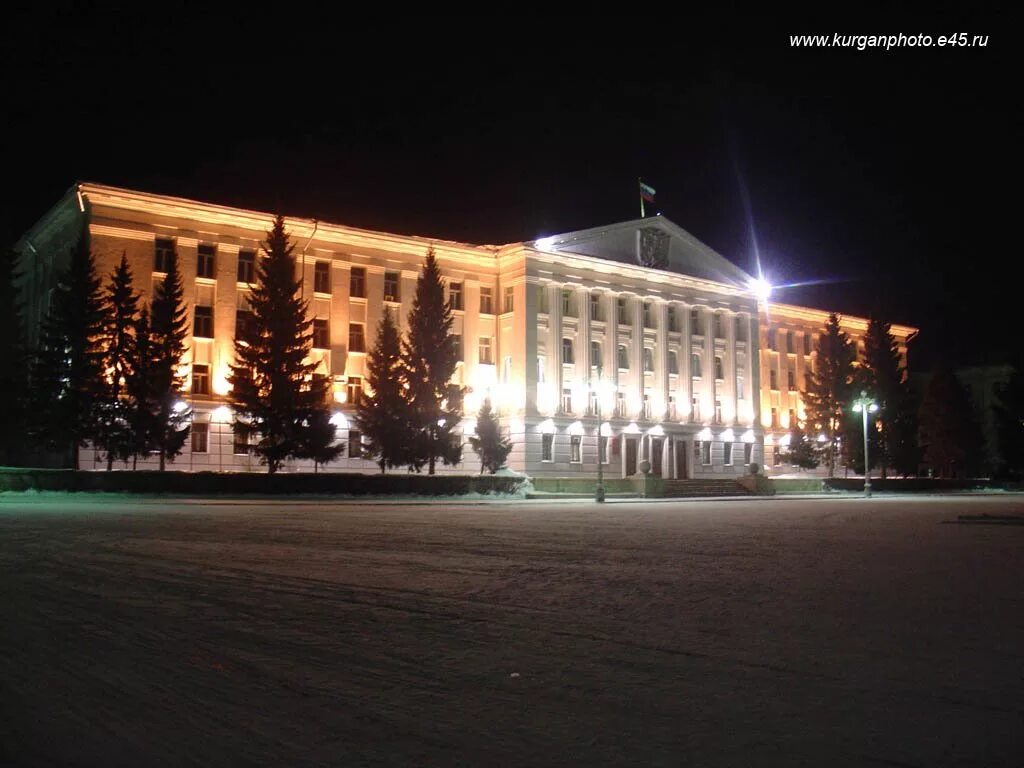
[{"xmin": 639, "ymin": 178, "xmax": 645, "ymax": 218}]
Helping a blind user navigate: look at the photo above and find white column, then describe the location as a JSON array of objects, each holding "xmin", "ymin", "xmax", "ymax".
[
  {"xmin": 656, "ymin": 301, "xmax": 669, "ymax": 421},
  {"xmin": 726, "ymin": 310, "xmax": 738, "ymax": 425},
  {"xmin": 632, "ymin": 297, "xmax": 644, "ymax": 419},
  {"xmin": 548, "ymin": 284, "xmax": 562, "ymax": 413}
]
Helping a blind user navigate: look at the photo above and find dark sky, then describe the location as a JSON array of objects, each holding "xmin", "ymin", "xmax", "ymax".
[{"xmin": 3, "ymin": 6, "xmax": 1017, "ymax": 370}]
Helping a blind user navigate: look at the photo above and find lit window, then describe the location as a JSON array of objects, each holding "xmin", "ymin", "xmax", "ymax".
[
  {"xmin": 479, "ymin": 337, "xmax": 493, "ymax": 365},
  {"xmin": 154, "ymin": 238, "xmax": 175, "ymax": 273},
  {"xmin": 561, "ymin": 338, "xmax": 574, "ymax": 365},
  {"xmin": 590, "ymin": 293, "xmax": 601, "ymax": 321},
  {"xmin": 347, "ymin": 376, "xmax": 362, "ymax": 406},
  {"xmin": 503, "ymin": 286, "xmax": 514, "ymax": 313},
  {"xmin": 643, "ymin": 348, "xmax": 654, "ymax": 372},
  {"xmin": 690, "ymin": 308, "xmax": 700, "ymax": 333},
  {"xmin": 237, "ymin": 250, "xmax": 255, "ymax": 283},
  {"xmin": 643, "ymin": 302, "xmax": 654, "ymax": 328},
  {"xmin": 561, "ymin": 387, "xmax": 573, "ymax": 414},
  {"xmin": 449, "ymin": 282, "xmax": 463, "ymax": 310},
  {"xmin": 314, "ymin": 261, "xmax": 331, "ymax": 294},
  {"xmin": 590, "ymin": 341, "xmax": 601, "ymax": 368},
  {"xmin": 384, "ymin": 272, "xmax": 400, "ymax": 302},
  {"xmin": 480, "ymin": 286, "xmax": 494, "ymax": 314},
  {"xmin": 191, "ymin": 422, "xmax": 209, "ymax": 453},
  {"xmin": 349, "ymin": 323, "xmax": 366, "ymax": 353},
  {"xmin": 691, "ymin": 354, "xmax": 702, "ymax": 378},
  {"xmin": 669, "ymin": 352, "xmax": 678, "ymax": 375},
  {"xmin": 313, "ymin": 319, "xmax": 329, "ymax": 349},
  {"xmin": 617, "ymin": 297, "xmax": 629, "ymax": 325},
  {"xmin": 350, "ymin": 267, "xmax": 366, "ymax": 298},
  {"xmin": 770, "ymin": 369, "xmax": 778, "ymax": 390},
  {"xmin": 570, "ymin": 435, "xmax": 582, "ymax": 463},
  {"xmin": 541, "ymin": 433, "xmax": 554, "ymax": 461},
  {"xmin": 617, "ymin": 345, "xmax": 629, "ymax": 370},
  {"xmin": 194, "ymin": 306, "xmax": 213, "ymax": 339},
  {"xmin": 715, "ymin": 356, "xmax": 724, "ymax": 380},
  {"xmin": 197, "ymin": 244, "xmax": 216, "ymax": 279},
  {"xmin": 191, "ymin": 363, "xmax": 210, "ymax": 395},
  {"xmin": 788, "ymin": 370, "xmax": 796, "ymax": 391}
]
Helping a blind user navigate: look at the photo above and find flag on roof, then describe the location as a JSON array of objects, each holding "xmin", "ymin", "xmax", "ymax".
[{"xmin": 639, "ymin": 181, "xmax": 656, "ymax": 203}]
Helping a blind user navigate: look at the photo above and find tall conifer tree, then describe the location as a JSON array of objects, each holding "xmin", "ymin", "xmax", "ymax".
[
  {"xmin": 0, "ymin": 249, "xmax": 30, "ymax": 466},
  {"xmin": 228, "ymin": 215, "xmax": 331, "ymax": 473},
  {"xmin": 402, "ymin": 247, "xmax": 463, "ymax": 474},
  {"xmin": 149, "ymin": 248, "xmax": 190, "ymax": 470},
  {"xmin": 469, "ymin": 399, "xmax": 512, "ymax": 474},
  {"xmin": 993, "ymin": 366, "xmax": 1024, "ymax": 479},
  {"xmin": 357, "ymin": 308, "xmax": 408, "ymax": 472},
  {"xmin": 862, "ymin": 317, "xmax": 908, "ymax": 477},
  {"xmin": 919, "ymin": 368, "xmax": 984, "ymax": 478},
  {"xmin": 97, "ymin": 254, "xmax": 140, "ymax": 469},
  {"xmin": 801, "ymin": 313, "xmax": 855, "ymax": 477},
  {"xmin": 31, "ymin": 223, "xmax": 109, "ymax": 469},
  {"xmin": 125, "ymin": 305, "xmax": 156, "ymax": 468}
]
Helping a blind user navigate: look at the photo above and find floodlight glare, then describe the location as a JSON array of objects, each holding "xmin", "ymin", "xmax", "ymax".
[{"xmin": 749, "ymin": 277, "xmax": 772, "ymax": 301}]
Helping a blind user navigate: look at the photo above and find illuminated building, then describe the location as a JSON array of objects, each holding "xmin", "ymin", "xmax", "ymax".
[{"xmin": 17, "ymin": 183, "xmax": 917, "ymax": 476}]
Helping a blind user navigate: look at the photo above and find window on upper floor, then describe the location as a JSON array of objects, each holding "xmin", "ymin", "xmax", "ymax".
[
  {"xmin": 155, "ymin": 238, "xmax": 175, "ymax": 274},
  {"xmin": 347, "ymin": 376, "xmax": 362, "ymax": 406},
  {"xmin": 643, "ymin": 347, "xmax": 654, "ymax": 372},
  {"xmin": 788, "ymin": 370, "xmax": 796, "ymax": 391},
  {"xmin": 770, "ymin": 369, "xmax": 778, "ymax": 390},
  {"xmin": 617, "ymin": 344, "xmax": 629, "ymax": 370},
  {"xmin": 691, "ymin": 353, "xmax": 701, "ymax": 378},
  {"xmin": 714, "ymin": 313, "xmax": 724, "ymax": 339},
  {"xmin": 804, "ymin": 333, "xmax": 812, "ymax": 355},
  {"xmin": 449, "ymin": 281, "xmax": 463, "ymax": 310},
  {"xmin": 786, "ymin": 331, "xmax": 795, "ymax": 354},
  {"xmin": 313, "ymin": 319, "xmax": 329, "ymax": 349},
  {"xmin": 349, "ymin": 323, "xmax": 366, "ymax": 353},
  {"xmin": 480, "ymin": 286, "xmax": 493, "ymax": 315},
  {"xmin": 503, "ymin": 286, "xmax": 514, "ymax": 314},
  {"xmin": 715, "ymin": 356, "xmax": 724, "ymax": 380},
  {"xmin": 590, "ymin": 293, "xmax": 601, "ymax": 322},
  {"xmin": 590, "ymin": 340, "xmax": 601, "ymax": 368},
  {"xmin": 617, "ymin": 297, "xmax": 629, "ymax": 325},
  {"xmin": 314, "ymin": 261, "xmax": 331, "ymax": 294},
  {"xmin": 669, "ymin": 352, "xmax": 679, "ymax": 375},
  {"xmin": 191, "ymin": 364, "xmax": 210, "ymax": 396},
  {"xmin": 193, "ymin": 305, "xmax": 213, "ymax": 339},
  {"xmin": 643, "ymin": 301, "xmax": 654, "ymax": 328},
  {"xmin": 350, "ymin": 267, "xmax": 366, "ymax": 298},
  {"xmin": 735, "ymin": 316, "xmax": 746, "ymax": 342},
  {"xmin": 197, "ymin": 244, "xmax": 216, "ymax": 279},
  {"xmin": 561, "ymin": 289, "xmax": 573, "ymax": 317},
  {"xmin": 384, "ymin": 272, "xmax": 400, "ymax": 303},
  {"xmin": 452, "ymin": 334, "xmax": 462, "ymax": 361},
  {"xmin": 561, "ymin": 387, "xmax": 573, "ymax": 414},
  {"xmin": 191, "ymin": 421, "xmax": 209, "ymax": 453},
  {"xmin": 479, "ymin": 336, "xmax": 493, "ymax": 365},
  {"xmin": 690, "ymin": 308, "xmax": 700, "ymax": 333},
  {"xmin": 537, "ymin": 287, "xmax": 548, "ymax": 314},
  {"xmin": 561, "ymin": 338, "xmax": 574, "ymax": 365},
  {"xmin": 237, "ymin": 250, "xmax": 255, "ymax": 283}
]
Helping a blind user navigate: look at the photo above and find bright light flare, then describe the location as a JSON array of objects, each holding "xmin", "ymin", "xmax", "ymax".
[{"xmin": 748, "ymin": 276, "xmax": 772, "ymax": 301}]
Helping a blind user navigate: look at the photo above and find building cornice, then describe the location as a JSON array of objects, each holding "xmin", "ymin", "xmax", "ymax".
[{"xmin": 765, "ymin": 301, "xmax": 918, "ymax": 339}]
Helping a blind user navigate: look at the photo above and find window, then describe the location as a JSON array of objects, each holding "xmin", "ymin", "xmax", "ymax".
[
  {"xmin": 690, "ymin": 308, "xmax": 700, "ymax": 333},
  {"xmin": 197, "ymin": 244, "xmax": 216, "ymax": 279},
  {"xmin": 589, "ymin": 389, "xmax": 599, "ymax": 416},
  {"xmin": 479, "ymin": 337, "xmax": 493, "ymax": 365},
  {"xmin": 384, "ymin": 272, "xmax": 400, "ymax": 302},
  {"xmin": 702, "ymin": 441, "xmax": 712, "ymax": 465},
  {"xmin": 804, "ymin": 334, "xmax": 812, "ymax": 355},
  {"xmin": 154, "ymin": 238, "xmax": 175, "ymax": 273},
  {"xmin": 560, "ymin": 289, "xmax": 573, "ymax": 317},
  {"xmin": 691, "ymin": 354, "xmax": 701, "ymax": 378},
  {"xmin": 642, "ymin": 393, "xmax": 651, "ymax": 420},
  {"xmin": 452, "ymin": 334, "xmax": 462, "ymax": 361},
  {"xmin": 480, "ymin": 286, "xmax": 494, "ymax": 314},
  {"xmin": 768, "ymin": 330, "xmax": 777, "ymax": 351},
  {"xmin": 232, "ymin": 426, "xmax": 249, "ymax": 455},
  {"xmin": 561, "ymin": 338, "xmax": 574, "ymax": 365},
  {"xmin": 235, "ymin": 308, "xmax": 255, "ymax": 343},
  {"xmin": 313, "ymin": 319, "xmax": 329, "ymax": 349},
  {"xmin": 347, "ymin": 376, "xmax": 362, "ymax": 406},
  {"xmin": 692, "ymin": 397, "xmax": 701, "ymax": 421},
  {"xmin": 617, "ymin": 297, "xmax": 629, "ymax": 325},
  {"xmin": 570, "ymin": 435, "xmax": 582, "ymax": 463},
  {"xmin": 237, "ymin": 250, "xmax": 255, "ymax": 283},
  {"xmin": 668, "ymin": 352, "xmax": 679, "ymax": 375},
  {"xmin": 617, "ymin": 345, "xmax": 629, "ymax": 370},
  {"xmin": 668, "ymin": 395, "xmax": 677, "ymax": 419},
  {"xmin": 714, "ymin": 399, "xmax": 722, "ymax": 424},
  {"xmin": 744, "ymin": 442, "xmax": 753, "ymax": 465},
  {"xmin": 736, "ymin": 374, "xmax": 744, "ymax": 400},
  {"xmin": 537, "ymin": 288, "xmax": 548, "ymax": 314},
  {"xmin": 349, "ymin": 323, "xmax": 366, "ymax": 353},
  {"xmin": 643, "ymin": 348, "xmax": 654, "ymax": 373},
  {"xmin": 668, "ymin": 306, "xmax": 679, "ymax": 332},
  {"xmin": 771, "ymin": 407, "xmax": 779, "ymax": 428},
  {"xmin": 616, "ymin": 390, "xmax": 626, "ymax": 417},
  {"xmin": 789, "ymin": 409, "xmax": 797, "ymax": 428},
  {"xmin": 714, "ymin": 356, "xmax": 724, "ymax": 380},
  {"xmin": 449, "ymin": 281, "xmax": 463, "ymax": 310},
  {"xmin": 350, "ymin": 267, "xmax": 366, "ymax": 298},
  {"xmin": 541, "ymin": 433, "xmax": 554, "ymax": 461},
  {"xmin": 194, "ymin": 305, "xmax": 213, "ymax": 338},
  {"xmin": 724, "ymin": 442, "xmax": 733, "ymax": 466},
  {"xmin": 770, "ymin": 369, "xmax": 778, "ymax": 390},
  {"xmin": 590, "ymin": 341, "xmax": 601, "ymax": 368},
  {"xmin": 735, "ymin": 316, "xmax": 746, "ymax": 342},
  {"xmin": 561, "ymin": 387, "xmax": 572, "ymax": 414},
  {"xmin": 314, "ymin": 261, "xmax": 331, "ymax": 294},
  {"xmin": 714, "ymin": 313, "xmax": 724, "ymax": 339},
  {"xmin": 191, "ymin": 422, "xmax": 209, "ymax": 453},
  {"xmin": 348, "ymin": 429, "xmax": 363, "ymax": 458},
  {"xmin": 498, "ymin": 286, "xmax": 512, "ymax": 314},
  {"xmin": 787, "ymin": 370, "xmax": 796, "ymax": 391},
  {"xmin": 643, "ymin": 301, "xmax": 653, "ymax": 328},
  {"xmin": 537, "ymin": 356, "xmax": 545, "ymax": 383},
  {"xmin": 787, "ymin": 331, "xmax": 795, "ymax": 354},
  {"xmin": 191, "ymin": 363, "xmax": 210, "ymax": 395},
  {"xmin": 590, "ymin": 293, "xmax": 601, "ymax": 321}
]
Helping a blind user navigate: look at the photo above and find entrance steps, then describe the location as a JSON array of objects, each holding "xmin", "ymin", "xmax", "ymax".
[{"xmin": 656, "ymin": 479, "xmax": 754, "ymax": 498}]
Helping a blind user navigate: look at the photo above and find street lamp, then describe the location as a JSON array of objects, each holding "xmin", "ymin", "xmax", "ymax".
[
  {"xmin": 852, "ymin": 390, "xmax": 879, "ymax": 497},
  {"xmin": 593, "ymin": 362, "xmax": 606, "ymax": 503}
]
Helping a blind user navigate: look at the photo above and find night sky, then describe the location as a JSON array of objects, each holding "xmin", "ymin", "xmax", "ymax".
[{"xmin": 3, "ymin": 7, "xmax": 1016, "ymax": 370}]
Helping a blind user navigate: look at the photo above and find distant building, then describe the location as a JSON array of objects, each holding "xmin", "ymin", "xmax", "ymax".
[{"xmin": 17, "ymin": 183, "xmax": 918, "ymax": 476}]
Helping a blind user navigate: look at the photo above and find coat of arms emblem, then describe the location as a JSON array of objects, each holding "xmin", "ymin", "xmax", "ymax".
[{"xmin": 637, "ymin": 227, "xmax": 670, "ymax": 269}]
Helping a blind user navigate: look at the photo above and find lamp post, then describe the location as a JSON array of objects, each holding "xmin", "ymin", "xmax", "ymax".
[
  {"xmin": 594, "ymin": 362, "xmax": 606, "ymax": 503},
  {"xmin": 852, "ymin": 390, "xmax": 879, "ymax": 497}
]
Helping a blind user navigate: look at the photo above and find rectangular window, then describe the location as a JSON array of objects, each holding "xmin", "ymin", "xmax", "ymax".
[
  {"xmin": 384, "ymin": 272, "xmax": 400, "ymax": 302},
  {"xmin": 714, "ymin": 399, "xmax": 722, "ymax": 424},
  {"xmin": 771, "ymin": 407, "xmax": 779, "ymax": 428},
  {"xmin": 561, "ymin": 387, "xmax": 572, "ymax": 414},
  {"xmin": 537, "ymin": 288, "xmax": 548, "ymax": 314},
  {"xmin": 690, "ymin": 308, "xmax": 700, "ymax": 333},
  {"xmin": 570, "ymin": 435, "xmax": 582, "ymax": 463},
  {"xmin": 692, "ymin": 396, "xmax": 701, "ymax": 421},
  {"xmin": 479, "ymin": 337, "xmax": 493, "ymax": 365},
  {"xmin": 789, "ymin": 409, "xmax": 797, "ymax": 428},
  {"xmin": 643, "ymin": 347, "xmax": 654, "ymax": 372},
  {"xmin": 714, "ymin": 313, "xmax": 724, "ymax": 339},
  {"xmin": 668, "ymin": 306, "xmax": 678, "ymax": 332},
  {"xmin": 449, "ymin": 281, "xmax": 463, "ymax": 310},
  {"xmin": 350, "ymin": 267, "xmax": 366, "ymax": 298},
  {"xmin": 691, "ymin": 353, "xmax": 702, "ymax": 378},
  {"xmin": 724, "ymin": 441, "xmax": 733, "ymax": 466},
  {"xmin": 452, "ymin": 334, "xmax": 462, "ymax": 361},
  {"xmin": 669, "ymin": 352, "xmax": 678, "ymax": 375},
  {"xmin": 617, "ymin": 297, "xmax": 629, "ymax": 325},
  {"xmin": 561, "ymin": 338, "xmax": 574, "ymax": 365},
  {"xmin": 480, "ymin": 286, "xmax": 493, "ymax": 314},
  {"xmin": 642, "ymin": 393, "xmax": 651, "ymax": 420},
  {"xmin": 643, "ymin": 302, "xmax": 653, "ymax": 328},
  {"xmin": 154, "ymin": 238, "xmax": 175, "ymax": 273},
  {"xmin": 735, "ymin": 316, "xmax": 746, "ymax": 342},
  {"xmin": 617, "ymin": 345, "xmax": 629, "ymax": 371},
  {"xmin": 804, "ymin": 333, "xmax": 812, "ymax": 355},
  {"xmin": 668, "ymin": 395, "xmax": 677, "ymax": 419},
  {"xmin": 561, "ymin": 289, "xmax": 572, "ymax": 317},
  {"xmin": 194, "ymin": 305, "xmax": 213, "ymax": 338},
  {"xmin": 235, "ymin": 308, "xmax": 255, "ymax": 343},
  {"xmin": 736, "ymin": 374, "xmax": 744, "ymax": 400},
  {"xmin": 616, "ymin": 391, "xmax": 626, "ymax": 417},
  {"xmin": 191, "ymin": 363, "xmax": 210, "ymax": 395},
  {"xmin": 349, "ymin": 323, "xmax": 366, "ymax": 353},
  {"xmin": 590, "ymin": 293, "xmax": 601, "ymax": 321},
  {"xmin": 715, "ymin": 356, "xmax": 724, "ymax": 380},
  {"xmin": 589, "ymin": 390, "xmax": 599, "ymax": 416},
  {"xmin": 348, "ymin": 429, "xmax": 363, "ymax": 458},
  {"xmin": 702, "ymin": 441, "xmax": 712, "ymax": 466},
  {"xmin": 788, "ymin": 370, "xmax": 796, "ymax": 391},
  {"xmin": 313, "ymin": 319, "xmax": 329, "ymax": 349},
  {"xmin": 744, "ymin": 442, "xmax": 753, "ymax": 465},
  {"xmin": 787, "ymin": 332, "xmax": 795, "ymax": 354},
  {"xmin": 347, "ymin": 376, "xmax": 362, "ymax": 406},
  {"xmin": 191, "ymin": 421, "xmax": 209, "ymax": 454},
  {"xmin": 503, "ymin": 286, "xmax": 514, "ymax": 314},
  {"xmin": 237, "ymin": 250, "xmax": 255, "ymax": 283},
  {"xmin": 770, "ymin": 369, "xmax": 778, "ymax": 390},
  {"xmin": 197, "ymin": 244, "xmax": 216, "ymax": 279},
  {"xmin": 541, "ymin": 433, "xmax": 554, "ymax": 461},
  {"xmin": 314, "ymin": 261, "xmax": 331, "ymax": 294},
  {"xmin": 590, "ymin": 341, "xmax": 601, "ymax": 368},
  {"xmin": 768, "ymin": 330, "xmax": 777, "ymax": 351}
]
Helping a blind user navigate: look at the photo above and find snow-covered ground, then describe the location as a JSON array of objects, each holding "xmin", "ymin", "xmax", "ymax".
[{"xmin": 1, "ymin": 495, "xmax": 1022, "ymax": 766}]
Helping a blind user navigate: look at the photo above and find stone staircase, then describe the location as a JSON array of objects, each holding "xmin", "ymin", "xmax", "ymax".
[{"xmin": 655, "ymin": 479, "xmax": 754, "ymax": 498}]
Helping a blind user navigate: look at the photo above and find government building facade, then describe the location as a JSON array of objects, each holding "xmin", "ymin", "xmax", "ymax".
[{"xmin": 17, "ymin": 184, "xmax": 917, "ymax": 477}]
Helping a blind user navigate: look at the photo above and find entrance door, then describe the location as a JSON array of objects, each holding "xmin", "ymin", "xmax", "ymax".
[
  {"xmin": 676, "ymin": 439, "xmax": 688, "ymax": 479},
  {"xmin": 650, "ymin": 437, "xmax": 664, "ymax": 477},
  {"xmin": 625, "ymin": 437, "xmax": 638, "ymax": 476}
]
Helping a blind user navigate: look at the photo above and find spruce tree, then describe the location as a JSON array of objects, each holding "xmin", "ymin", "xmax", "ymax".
[
  {"xmin": 402, "ymin": 247, "xmax": 463, "ymax": 474},
  {"xmin": 801, "ymin": 313, "xmax": 854, "ymax": 477},
  {"xmin": 918, "ymin": 368, "xmax": 984, "ymax": 478},
  {"xmin": 97, "ymin": 254, "xmax": 141, "ymax": 469},
  {"xmin": 149, "ymin": 248, "xmax": 191, "ymax": 470},
  {"xmin": 993, "ymin": 366, "xmax": 1024, "ymax": 479},
  {"xmin": 0, "ymin": 249, "xmax": 30, "ymax": 466},
  {"xmin": 356, "ymin": 308, "xmax": 408, "ymax": 472},
  {"xmin": 300, "ymin": 409, "xmax": 344, "ymax": 472},
  {"xmin": 228, "ymin": 215, "xmax": 331, "ymax": 473},
  {"xmin": 783, "ymin": 424, "xmax": 819, "ymax": 470},
  {"xmin": 862, "ymin": 317, "xmax": 908, "ymax": 477},
  {"xmin": 125, "ymin": 305, "xmax": 156, "ymax": 468},
  {"xmin": 469, "ymin": 399, "xmax": 512, "ymax": 474},
  {"xmin": 31, "ymin": 223, "xmax": 109, "ymax": 469}
]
